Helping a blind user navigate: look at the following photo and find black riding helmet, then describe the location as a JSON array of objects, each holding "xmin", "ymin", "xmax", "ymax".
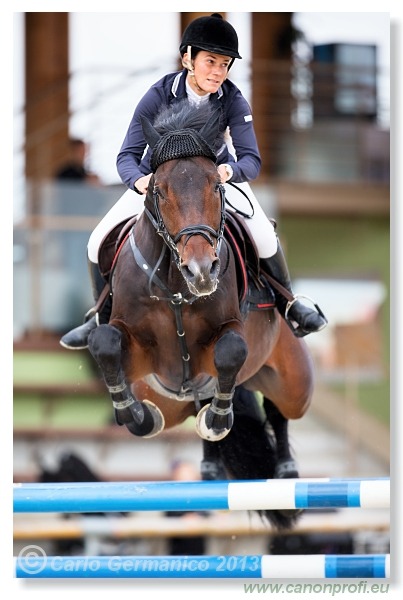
[{"xmin": 180, "ymin": 13, "xmax": 242, "ymax": 63}]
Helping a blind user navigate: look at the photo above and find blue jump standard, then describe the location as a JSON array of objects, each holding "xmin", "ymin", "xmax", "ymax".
[
  {"xmin": 14, "ymin": 554, "xmax": 390, "ymax": 579},
  {"xmin": 13, "ymin": 478, "xmax": 389, "ymax": 513}
]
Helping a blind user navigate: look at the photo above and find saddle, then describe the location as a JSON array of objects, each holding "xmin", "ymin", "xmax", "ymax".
[
  {"xmin": 98, "ymin": 212, "xmax": 276, "ymax": 316},
  {"xmin": 98, "ymin": 215, "xmax": 138, "ymax": 280}
]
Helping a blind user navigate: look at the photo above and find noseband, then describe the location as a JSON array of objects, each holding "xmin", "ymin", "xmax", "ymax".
[{"xmin": 144, "ymin": 183, "xmax": 226, "ymax": 270}]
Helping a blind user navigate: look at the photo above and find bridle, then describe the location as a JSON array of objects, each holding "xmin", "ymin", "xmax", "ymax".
[{"xmin": 143, "ymin": 181, "xmax": 227, "ymax": 271}]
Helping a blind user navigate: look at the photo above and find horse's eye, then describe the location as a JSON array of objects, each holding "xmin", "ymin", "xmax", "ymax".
[{"xmin": 154, "ymin": 187, "xmax": 165, "ymax": 200}]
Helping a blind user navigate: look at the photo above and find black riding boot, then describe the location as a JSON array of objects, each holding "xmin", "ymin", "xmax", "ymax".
[
  {"xmin": 260, "ymin": 240, "xmax": 327, "ymax": 338},
  {"xmin": 60, "ymin": 260, "xmax": 112, "ymax": 350}
]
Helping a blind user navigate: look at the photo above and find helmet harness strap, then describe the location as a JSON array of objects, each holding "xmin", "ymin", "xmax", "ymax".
[
  {"xmin": 185, "ymin": 44, "xmax": 233, "ymax": 93},
  {"xmin": 186, "ymin": 44, "xmax": 204, "ymax": 93}
]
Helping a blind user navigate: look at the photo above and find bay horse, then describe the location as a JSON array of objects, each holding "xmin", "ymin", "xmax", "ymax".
[{"xmin": 88, "ymin": 101, "xmax": 315, "ymax": 530}]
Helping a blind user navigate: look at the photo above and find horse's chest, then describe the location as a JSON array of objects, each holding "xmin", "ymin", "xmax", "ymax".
[
  {"xmin": 143, "ymin": 373, "xmax": 217, "ymax": 402},
  {"xmin": 140, "ymin": 307, "xmax": 215, "ymax": 348}
]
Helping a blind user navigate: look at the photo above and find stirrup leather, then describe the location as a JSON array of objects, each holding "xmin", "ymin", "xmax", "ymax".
[{"xmin": 83, "ymin": 307, "xmax": 99, "ymax": 323}]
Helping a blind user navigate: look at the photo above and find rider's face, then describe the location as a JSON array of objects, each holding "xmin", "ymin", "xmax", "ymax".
[{"xmin": 186, "ymin": 51, "xmax": 231, "ymax": 95}]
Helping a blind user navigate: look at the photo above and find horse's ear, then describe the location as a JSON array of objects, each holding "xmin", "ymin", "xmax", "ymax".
[
  {"xmin": 199, "ymin": 108, "xmax": 221, "ymax": 147},
  {"xmin": 140, "ymin": 115, "xmax": 161, "ymax": 149}
]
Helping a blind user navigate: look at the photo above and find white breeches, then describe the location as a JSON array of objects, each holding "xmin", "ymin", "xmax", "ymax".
[{"xmin": 87, "ymin": 182, "xmax": 278, "ymax": 263}]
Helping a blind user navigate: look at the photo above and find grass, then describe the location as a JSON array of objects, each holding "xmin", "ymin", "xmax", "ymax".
[
  {"xmin": 14, "ymin": 351, "xmax": 96, "ymax": 385},
  {"xmin": 329, "ymin": 380, "xmax": 390, "ymax": 426},
  {"xmin": 14, "ymin": 395, "xmax": 111, "ymax": 428},
  {"xmin": 13, "ymin": 351, "xmax": 111, "ymax": 429}
]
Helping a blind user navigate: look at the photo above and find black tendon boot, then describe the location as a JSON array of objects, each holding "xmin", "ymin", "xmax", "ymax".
[
  {"xmin": 260, "ymin": 241, "xmax": 327, "ymax": 338},
  {"xmin": 60, "ymin": 260, "xmax": 112, "ymax": 350}
]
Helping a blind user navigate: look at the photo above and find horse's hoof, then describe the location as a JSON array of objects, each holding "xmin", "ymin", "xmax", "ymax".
[
  {"xmin": 114, "ymin": 396, "xmax": 146, "ymax": 426},
  {"xmin": 125, "ymin": 400, "xmax": 165, "ymax": 438},
  {"xmin": 275, "ymin": 458, "xmax": 299, "ymax": 479},
  {"xmin": 278, "ymin": 508, "xmax": 304, "ymax": 522},
  {"xmin": 195, "ymin": 404, "xmax": 231, "ymax": 441},
  {"xmin": 141, "ymin": 400, "xmax": 165, "ymax": 438},
  {"xmin": 201, "ymin": 459, "xmax": 227, "ymax": 481}
]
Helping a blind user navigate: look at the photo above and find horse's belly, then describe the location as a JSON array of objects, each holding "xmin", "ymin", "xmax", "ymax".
[{"xmin": 143, "ymin": 373, "xmax": 217, "ymax": 402}]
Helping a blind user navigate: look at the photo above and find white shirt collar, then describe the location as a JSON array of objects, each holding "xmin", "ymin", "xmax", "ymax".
[{"xmin": 185, "ymin": 79, "xmax": 211, "ymax": 106}]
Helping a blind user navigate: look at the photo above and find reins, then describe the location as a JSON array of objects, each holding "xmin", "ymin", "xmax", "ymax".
[{"xmin": 225, "ymin": 181, "xmax": 255, "ymax": 218}]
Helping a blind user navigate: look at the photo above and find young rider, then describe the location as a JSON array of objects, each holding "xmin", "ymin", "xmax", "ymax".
[{"xmin": 61, "ymin": 13, "xmax": 327, "ymax": 350}]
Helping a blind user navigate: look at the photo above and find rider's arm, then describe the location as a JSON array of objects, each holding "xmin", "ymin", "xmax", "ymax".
[
  {"xmin": 116, "ymin": 87, "xmax": 162, "ymax": 192},
  {"xmin": 219, "ymin": 88, "xmax": 261, "ymax": 183}
]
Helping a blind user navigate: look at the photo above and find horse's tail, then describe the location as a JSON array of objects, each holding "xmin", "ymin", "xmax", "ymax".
[{"xmin": 216, "ymin": 385, "xmax": 302, "ymax": 531}]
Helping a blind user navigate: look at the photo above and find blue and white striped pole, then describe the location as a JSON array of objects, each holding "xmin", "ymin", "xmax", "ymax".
[
  {"xmin": 14, "ymin": 478, "xmax": 390, "ymax": 513},
  {"xmin": 14, "ymin": 554, "xmax": 390, "ymax": 579}
]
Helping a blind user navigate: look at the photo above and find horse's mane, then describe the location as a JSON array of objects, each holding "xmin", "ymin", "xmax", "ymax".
[{"xmin": 153, "ymin": 99, "xmax": 223, "ymax": 152}]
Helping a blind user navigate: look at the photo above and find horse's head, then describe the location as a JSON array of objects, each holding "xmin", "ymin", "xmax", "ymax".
[{"xmin": 141, "ymin": 101, "xmax": 225, "ymax": 297}]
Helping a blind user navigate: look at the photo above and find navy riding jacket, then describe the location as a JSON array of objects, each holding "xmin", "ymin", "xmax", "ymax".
[{"xmin": 116, "ymin": 69, "xmax": 261, "ymax": 192}]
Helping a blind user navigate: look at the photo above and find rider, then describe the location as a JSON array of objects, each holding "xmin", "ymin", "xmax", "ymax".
[{"xmin": 60, "ymin": 13, "xmax": 327, "ymax": 350}]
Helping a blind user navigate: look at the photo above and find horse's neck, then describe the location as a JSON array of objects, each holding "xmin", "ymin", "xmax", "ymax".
[{"xmin": 134, "ymin": 212, "xmax": 161, "ymax": 262}]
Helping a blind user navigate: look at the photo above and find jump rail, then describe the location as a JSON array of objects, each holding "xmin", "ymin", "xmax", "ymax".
[
  {"xmin": 14, "ymin": 554, "xmax": 390, "ymax": 579},
  {"xmin": 13, "ymin": 509, "xmax": 390, "ymax": 540},
  {"xmin": 13, "ymin": 478, "xmax": 390, "ymax": 579},
  {"xmin": 13, "ymin": 478, "xmax": 390, "ymax": 513}
]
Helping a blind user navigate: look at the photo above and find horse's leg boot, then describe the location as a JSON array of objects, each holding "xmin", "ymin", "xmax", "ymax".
[
  {"xmin": 60, "ymin": 260, "xmax": 112, "ymax": 350},
  {"xmin": 260, "ymin": 240, "xmax": 327, "ymax": 338}
]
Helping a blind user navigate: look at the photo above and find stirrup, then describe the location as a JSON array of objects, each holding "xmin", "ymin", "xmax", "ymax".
[
  {"xmin": 83, "ymin": 305, "xmax": 97, "ymax": 322},
  {"xmin": 284, "ymin": 294, "xmax": 327, "ymax": 338}
]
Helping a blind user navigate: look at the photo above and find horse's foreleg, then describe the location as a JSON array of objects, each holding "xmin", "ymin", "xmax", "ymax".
[
  {"xmin": 263, "ymin": 397, "xmax": 299, "ymax": 479},
  {"xmin": 88, "ymin": 324, "xmax": 164, "ymax": 437},
  {"xmin": 196, "ymin": 330, "xmax": 248, "ymax": 441}
]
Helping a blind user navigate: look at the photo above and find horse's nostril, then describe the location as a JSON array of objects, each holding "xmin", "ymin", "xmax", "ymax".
[
  {"xmin": 210, "ymin": 258, "xmax": 220, "ymax": 277},
  {"xmin": 181, "ymin": 258, "xmax": 220, "ymax": 283},
  {"xmin": 182, "ymin": 265, "xmax": 194, "ymax": 280}
]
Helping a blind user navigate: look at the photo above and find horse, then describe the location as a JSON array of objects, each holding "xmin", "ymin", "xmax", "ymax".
[{"xmin": 87, "ymin": 100, "xmax": 315, "ymax": 530}]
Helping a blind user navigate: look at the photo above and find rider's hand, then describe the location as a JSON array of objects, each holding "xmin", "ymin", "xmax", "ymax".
[
  {"xmin": 217, "ymin": 164, "xmax": 233, "ymax": 184},
  {"xmin": 134, "ymin": 174, "xmax": 152, "ymax": 195}
]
